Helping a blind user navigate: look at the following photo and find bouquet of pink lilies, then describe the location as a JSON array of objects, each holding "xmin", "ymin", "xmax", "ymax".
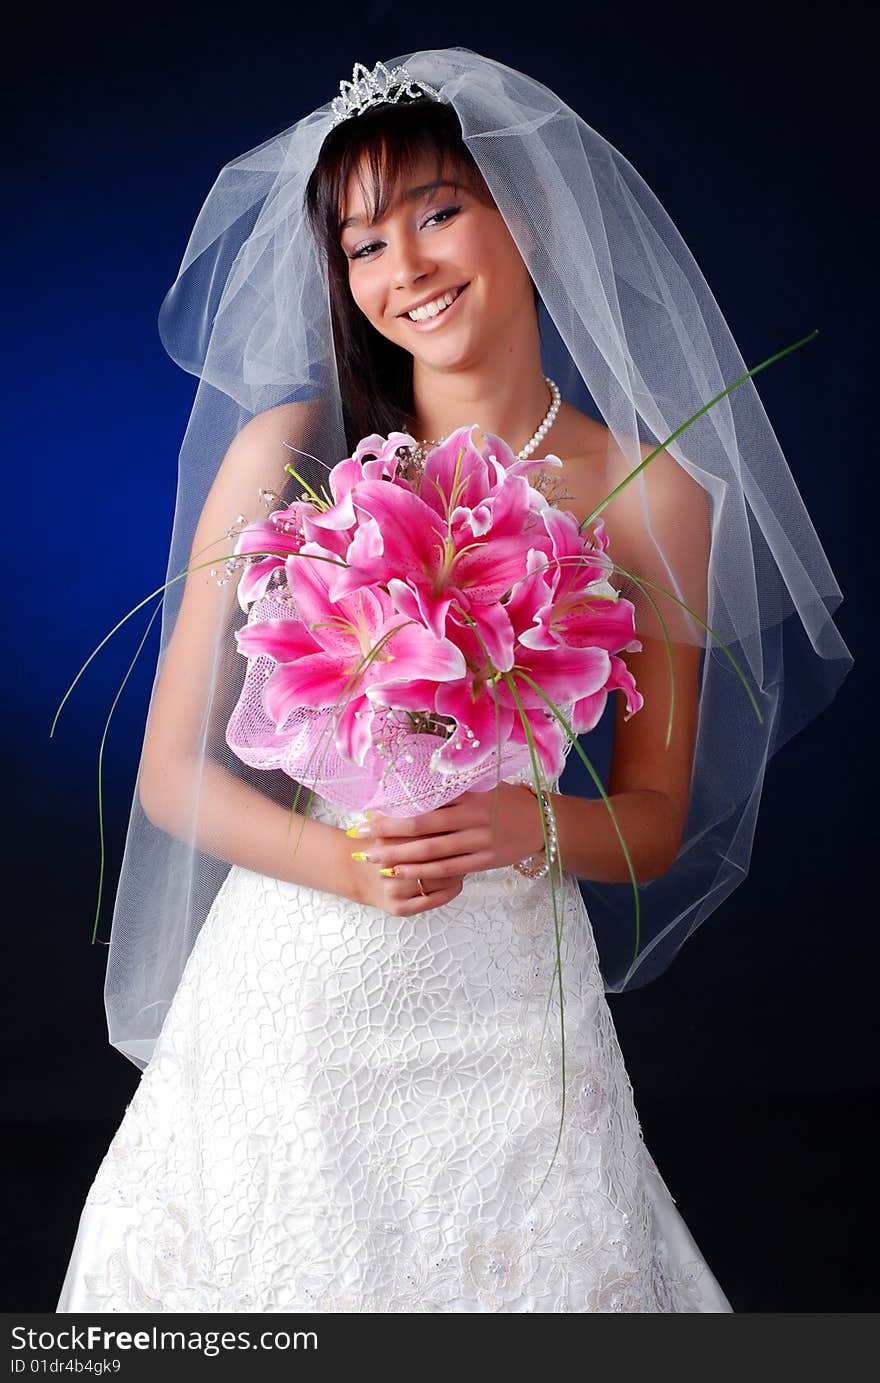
[
  {"xmin": 55, "ymin": 330, "xmax": 802, "ymax": 992},
  {"xmin": 225, "ymin": 424, "xmax": 644, "ymax": 817}
]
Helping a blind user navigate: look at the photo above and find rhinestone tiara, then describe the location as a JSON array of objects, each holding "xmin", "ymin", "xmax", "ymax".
[{"xmin": 329, "ymin": 61, "xmax": 442, "ymax": 128}]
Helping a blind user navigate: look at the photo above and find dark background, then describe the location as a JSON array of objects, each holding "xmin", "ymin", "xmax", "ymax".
[{"xmin": 4, "ymin": 1, "xmax": 875, "ymax": 1312}]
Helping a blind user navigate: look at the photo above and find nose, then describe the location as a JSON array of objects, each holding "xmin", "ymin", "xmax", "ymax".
[{"xmin": 389, "ymin": 235, "xmax": 435, "ymax": 295}]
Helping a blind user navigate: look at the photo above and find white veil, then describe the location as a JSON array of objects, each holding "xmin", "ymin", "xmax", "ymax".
[{"xmin": 100, "ymin": 46, "xmax": 852, "ymax": 1068}]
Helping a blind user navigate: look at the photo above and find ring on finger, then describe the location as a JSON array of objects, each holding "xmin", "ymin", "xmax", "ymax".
[{"xmin": 416, "ymin": 877, "xmax": 427, "ymax": 898}]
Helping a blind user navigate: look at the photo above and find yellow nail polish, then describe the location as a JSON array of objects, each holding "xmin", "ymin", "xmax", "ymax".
[
  {"xmin": 379, "ymin": 866, "xmax": 397, "ymax": 877},
  {"xmin": 363, "ymin": 810, "xmax": 374, "ymax": 820},
  {"xmin": 344, "ymin": 825, "xmax": 360, "ymax": 838},
  {"xmin": 350, "ymin": 851, "xmax": 369, "ymax": 862}
]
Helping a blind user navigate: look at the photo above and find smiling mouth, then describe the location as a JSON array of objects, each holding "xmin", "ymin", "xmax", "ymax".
[{"xmin": 399, "ymin": 283, "xmax": 469, "ymax": 322}]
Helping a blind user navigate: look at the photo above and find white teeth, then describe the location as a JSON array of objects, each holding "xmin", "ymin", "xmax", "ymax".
[{"xmin": 407, "ymin": 287, "xmax": 461, "ymax": 321}]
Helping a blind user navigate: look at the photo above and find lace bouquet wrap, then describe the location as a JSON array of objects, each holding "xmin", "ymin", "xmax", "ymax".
[{"xmin": 225, "ymin": 425, "xmax": 643, "ymax": 815}]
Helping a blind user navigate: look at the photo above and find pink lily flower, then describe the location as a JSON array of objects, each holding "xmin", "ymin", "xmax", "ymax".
[
  {"xmin": 511, "ymin": 512, "xmax": 637, "ymax": 657},
  {"xmin": 351, "ymin": 431, "xmax": 419, "ymax": 473},
  {"xmin": 299, "ymin": 431, "xmax": 420, "ymax": 554},
  {"xmin": 504, "ymin": 522, "xmax": 644, "ymax": 733},
  {"xmin": 456, "ymin": 426, "xmax": 566, "ymax": 513},
  {"xmin": 233, "ymin": 510, "xmax": 307, "ymax": 612},
  {"xmin": 328, "ymin": 427, "xmax": 555, "ymax": 658},
  {"xmin": 234, "ymin": 543, "xmax": 465, "ymax": 765},
  {"xmin": 369, "ymin": 586, "xmax": 613, "ymax": 777}
]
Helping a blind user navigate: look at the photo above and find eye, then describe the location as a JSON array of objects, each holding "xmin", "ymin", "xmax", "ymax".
[
  {"xmin": 424, "ymin": 206, "xmax": 461, "ymax": 228},
  {"xmin": 350, "ymin": 240, "xmax": 382, "ymax": 261},
  {"xmin": 348, "ymin": 206, "xmax": 461, "ymax": 261}
]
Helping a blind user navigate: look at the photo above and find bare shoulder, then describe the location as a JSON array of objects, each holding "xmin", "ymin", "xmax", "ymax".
[
  {"xmin": 230, "ymin": 399, "xmax": 320, "ymax": 467},
  {"xmin": 549, "ymin": 406, "xmax": 711, "ymax": 634},
  {"xmin": 238, "ymin": 398, "xmax": 318, "ymax": 438},
  {"xmin": 213, "ymin": 399, "xmax": 321, "ymax": 499},
  {"xmin": 552, "ymin": 404, "xmax": 707, "ymax": 524},
  {"xmin": 180, "ymin": 399, "xmax": 320, "ymax": 574}
]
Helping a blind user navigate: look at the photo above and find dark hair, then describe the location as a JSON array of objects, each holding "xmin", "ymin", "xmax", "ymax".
[{"xmin": 305, "ymin": 97, "xmax": 540, "ymax": 452}]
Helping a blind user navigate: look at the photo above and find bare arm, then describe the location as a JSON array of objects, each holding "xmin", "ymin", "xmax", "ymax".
[
  {"xmin": 145, "ymin": 752, "xmax": 361, "ymax": 898},
  {"xmin": 546, "ymin": 783, "xmax": 687, "ymax": 885},
  {"xmin": 550, "ymin": 437, "xmax": 710, "ymax": 884},
  {"xmin": 137, "ymin": 402, "xmax": 361, "ymax": 903}
]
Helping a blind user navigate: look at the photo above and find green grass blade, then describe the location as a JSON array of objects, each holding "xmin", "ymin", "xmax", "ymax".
[
  {"xmin": 578, "ymin": 330, "xmax": 818, "ymax": 530},
  {"xmin": 90, "ymin": 595, "xmax": 165, "ymax": 944},
  {"xmin": 514, "ymin": 670, "xmax": 642, "ymax": 970},
  {"xmin": 51, "ymin": 546, "xmax": 346, "ymax": 738},
  {"xmin": 501, "ymin": 673, "xmax": 569, "ymax": 1210}
]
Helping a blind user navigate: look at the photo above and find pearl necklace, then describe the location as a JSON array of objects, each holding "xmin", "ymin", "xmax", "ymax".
[{"xmin": 405, "ymin": 375, "xmax": 561, "ymax": 465}]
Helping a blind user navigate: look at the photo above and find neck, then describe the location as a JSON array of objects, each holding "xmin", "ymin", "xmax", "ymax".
[{"xmin": 407, "ymin": 329, "xmax": 553, "ymax": 455}]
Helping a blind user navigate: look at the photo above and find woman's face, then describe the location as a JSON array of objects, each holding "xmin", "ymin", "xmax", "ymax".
[{"xmin": 339, "ymin": 150, "xmax": 535, "ymax": 371}]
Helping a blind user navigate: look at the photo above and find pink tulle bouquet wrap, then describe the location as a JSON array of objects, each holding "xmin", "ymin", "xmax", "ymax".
[{"xmin": 225, "ymin": 424, "xmax": 644, "ymax": 816}]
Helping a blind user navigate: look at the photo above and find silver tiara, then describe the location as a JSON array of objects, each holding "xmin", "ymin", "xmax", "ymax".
[{"xmin": 329, "ymin": 61, "xmax": 442, "ymax": 128}]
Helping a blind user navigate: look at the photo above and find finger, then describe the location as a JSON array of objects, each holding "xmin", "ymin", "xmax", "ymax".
[
  {"xmin": 380, "ymin": 876, "xmax": 449, "ymax": 904},
  {"xmin": 365, "ymin": 813, "xmax": 419, "ymax": 840},
  {"xmin": 398, "ymin": 883, "xmax": 463, "ymax": 916},
  {"xmin": 381, "ymin": 871, "xmax": 461, "ymax": 896},
  {"xmin": 385, "ymin": 855, "xmax": 484, "ymax": 881},
  {"xmin": 368, "ymin": 801, "xmax": 465, "ymax": 840},
  {"xmin": 371, "ymin": 831, "xmax": 483, "ymax": 866}
]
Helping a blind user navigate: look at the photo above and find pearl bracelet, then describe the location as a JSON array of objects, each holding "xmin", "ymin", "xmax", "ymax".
[{"xmin": 512, "ymin": 783, "xmax": 558, "ymax": 879}]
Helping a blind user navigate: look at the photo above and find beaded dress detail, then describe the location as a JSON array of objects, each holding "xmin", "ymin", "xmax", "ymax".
[{"xmin": 56, "ymin": 461, "xmax": 733, "ymax": 1314}]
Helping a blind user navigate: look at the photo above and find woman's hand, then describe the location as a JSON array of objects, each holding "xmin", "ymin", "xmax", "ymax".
[
  {"xmin": 349, "ymin": 861, "xmax": 466, "ymax": 918},
  {"xmin": 347, "ymin": 784, "xmax": 546, "ymax": 913}
]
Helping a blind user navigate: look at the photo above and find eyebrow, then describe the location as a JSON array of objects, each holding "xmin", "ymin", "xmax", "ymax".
[{"xmin": 339, "ymin": 180, "xmax": 463, "ymax": 235}]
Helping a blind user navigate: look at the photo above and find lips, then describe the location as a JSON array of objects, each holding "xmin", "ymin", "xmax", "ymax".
[
  {"xmin": 399, "ymin": 283, "xmax": 470, "ymax": 329},
  {"xmin": 399, "ymin": 283, "xmax": 468, "ymax": 318}
]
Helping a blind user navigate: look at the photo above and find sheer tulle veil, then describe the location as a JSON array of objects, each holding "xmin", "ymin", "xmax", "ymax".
[{"xmin": 100, "ymin": 46, "xmax": 852, "ymax": 1068}]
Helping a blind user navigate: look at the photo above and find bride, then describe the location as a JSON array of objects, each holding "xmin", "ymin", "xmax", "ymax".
[{"xmin": 56, "ymin": 49, "xmax": 851, "ymax": 1313}]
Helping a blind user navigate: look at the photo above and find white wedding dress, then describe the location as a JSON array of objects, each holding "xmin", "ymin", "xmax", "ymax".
[{"xmin": 57, "ymin": 772, "xmax": 732, "ymax": 1314}]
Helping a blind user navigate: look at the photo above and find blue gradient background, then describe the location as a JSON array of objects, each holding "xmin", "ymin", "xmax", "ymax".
[{"xmin": 6, "ymin": 4, "xmax": 872, "ymax": 1310}]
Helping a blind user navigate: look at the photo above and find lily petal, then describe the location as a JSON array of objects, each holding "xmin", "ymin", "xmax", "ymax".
[
  {"xmin": 235, "ymin": 617, "xmax": 322, "ymax": 665},
  {"xmin": 432, "ymin": 677, "xmax": 515, "ymax": 773},
  {"xmin": 333, "ymin": 691, "xmax": 377, "ymax": 766},
  {"xmin": 450, "ymin": 599, "xmax": 515, "ymax": 673},
  {"xmin": 237, "ymin": 556, "xmax": 284, "ymax": 612},
  {"xmin": 511, "ymin": 643, "xmax": 612, "ymax": 708},
  {"xmin": 263, "ymin": 651, "xmax": 352, "ymax": 724},
  {"xmin": 370, "ymin": 622, "xmax": 467, "ymax": 687}
]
